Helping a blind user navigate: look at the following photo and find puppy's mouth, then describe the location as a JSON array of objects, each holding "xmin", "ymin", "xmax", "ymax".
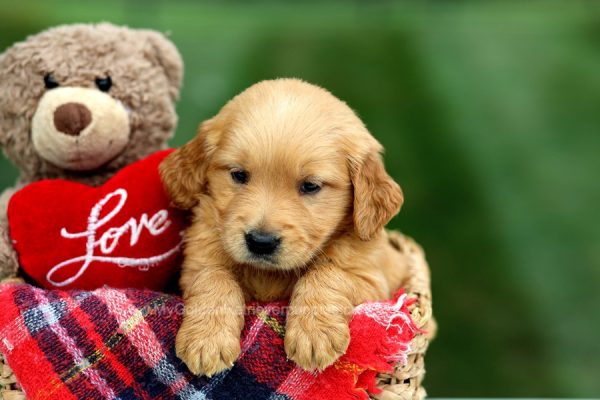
[
  {"xmin": 245, "ymin": 254, "xmax": 279, "ymax": 269},
  {"xmin": 224, "ymin": 231, "xmax": 313, "ymax": 271}
]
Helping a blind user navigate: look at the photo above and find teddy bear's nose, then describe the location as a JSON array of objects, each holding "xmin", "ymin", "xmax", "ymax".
[{"xmin": 53, "ymin": 102, "xmax": 92, "ymax": 136}]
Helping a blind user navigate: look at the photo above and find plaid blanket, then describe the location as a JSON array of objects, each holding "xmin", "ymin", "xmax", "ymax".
[{"xmin": 0, "ymin": 283, "xmax": 418, "ymax": 400}]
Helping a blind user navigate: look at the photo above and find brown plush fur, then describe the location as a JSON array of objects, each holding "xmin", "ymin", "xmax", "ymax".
[
  {"xmin": 160, "ymin": 79, "xmax": 406, "ymax": 376},
  {"xmin": 0, "ymin": 23, "xmax": 183, "ymax": 280}
]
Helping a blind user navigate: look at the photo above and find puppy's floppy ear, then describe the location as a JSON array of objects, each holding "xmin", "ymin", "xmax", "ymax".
[
  {"xmin": 160, "ymin": 121, "xmax": 214, "ymax": 209},
  {"xmin": 350, "ymin": 150, "xmax": 404, "ymax": 241}
]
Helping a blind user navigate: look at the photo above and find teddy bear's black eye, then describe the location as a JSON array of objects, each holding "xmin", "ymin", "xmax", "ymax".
[
  {"xmin": 43, "ymin": 73, "xmax": 59, "ymax": 89},
  {"xmin": 95, "ymin": 76, "xmax": 112, "ymax": 92}
]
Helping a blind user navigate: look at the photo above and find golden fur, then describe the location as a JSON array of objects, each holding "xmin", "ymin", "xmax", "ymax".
[{"xmin": 160, "ymin": 79, "xmax": 406, "ymax": 376}]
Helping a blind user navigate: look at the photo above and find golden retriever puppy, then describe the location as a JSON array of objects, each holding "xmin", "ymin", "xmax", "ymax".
[{"xmin": 160, "ymin": 78, "xmax": 406, "ymax": 376}]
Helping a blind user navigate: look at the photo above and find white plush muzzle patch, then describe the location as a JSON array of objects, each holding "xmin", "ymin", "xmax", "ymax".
[{"xmin": 31, "ymin": 87, "xmax": 130, "ymax": 171}]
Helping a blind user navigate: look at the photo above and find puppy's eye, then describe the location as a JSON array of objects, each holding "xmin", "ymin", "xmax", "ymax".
[
  {"xmin": 231, "ymin": 169, "xmax": 249, "ymax": 184},
  {"xmin": 300, "ymin": 181, "xmax": 322, "ymax": 195},
  {"xmin": 43, "ymin": 73, "xmax": 59, "ymax": 89},
  {"xmin": 95, "ymin": 76, "xmax": 112, "ymax": 92}
]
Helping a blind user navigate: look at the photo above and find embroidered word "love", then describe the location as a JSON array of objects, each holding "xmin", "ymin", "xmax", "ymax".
[{"xmin": 46, "ymin": 188, "xmax": 182, "ymax": 287}]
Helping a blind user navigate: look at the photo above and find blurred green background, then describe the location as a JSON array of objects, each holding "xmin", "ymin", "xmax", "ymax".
[{"xmin": 1, "ymin": 0, "xmax": 599, "ymax": 397}]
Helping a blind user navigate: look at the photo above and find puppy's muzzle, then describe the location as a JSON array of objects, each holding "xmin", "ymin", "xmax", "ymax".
[{"xmin": 245, "ymin": 230, "xmax": 281, "ymax": 257}]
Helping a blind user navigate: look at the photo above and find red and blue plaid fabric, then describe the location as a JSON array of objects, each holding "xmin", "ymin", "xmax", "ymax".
[{"xmin": 0, "ymin": 283, "xmax": 418, "ymax": 400}]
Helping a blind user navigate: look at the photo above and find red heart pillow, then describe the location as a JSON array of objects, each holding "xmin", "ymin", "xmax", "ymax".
[{"xmin": 7, "ymin": 150, "xmax": 187, "ymax": 291}]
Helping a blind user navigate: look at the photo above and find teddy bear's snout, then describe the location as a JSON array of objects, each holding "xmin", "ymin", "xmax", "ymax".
[
  {"xmin": 53, "ymin": 102, "xmax": 92, "ymax": 136},
  {"xmin": 31, "ymin": 86, "xmax": 131, "ymax": 171}
]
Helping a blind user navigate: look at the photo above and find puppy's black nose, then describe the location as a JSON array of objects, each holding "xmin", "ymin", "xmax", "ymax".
[{"xmin": 245, "ymin": 230, "xmax": 281, "ymax": 256}]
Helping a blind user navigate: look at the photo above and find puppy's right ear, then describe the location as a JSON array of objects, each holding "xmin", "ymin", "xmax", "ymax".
[
  {"xmin": 350, "ymin": 148, "xmax": 404, "ymax": 241},
  {"xmin": 160, "ymin": 121, "xmax": 214, "ymax": 209}
]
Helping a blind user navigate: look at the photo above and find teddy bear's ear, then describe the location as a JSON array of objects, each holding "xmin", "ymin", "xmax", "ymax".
[
  {"xmin": 0, "ymin": 51, "xmax": 12, "ymax": 147},
  {"xmin": 141, "ymin": 30, "xmax": 183, "ymax": 102}
]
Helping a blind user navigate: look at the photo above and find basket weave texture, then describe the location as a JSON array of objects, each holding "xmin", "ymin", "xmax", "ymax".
[
  {"xmin": 0, "ymin": 231, "xmax": 433, "ymax": 400},
  {"xmin": 372, "ymin": 231, "xmax": 436, "ymax": 400}
]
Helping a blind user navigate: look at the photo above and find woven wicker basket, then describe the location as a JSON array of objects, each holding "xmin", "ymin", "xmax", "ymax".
[
  {"xmin": 0, "ymin": 231, "xmax": 433, "ymax": 400},
  {"xmin": 372, "ymin": 231, "xmax": 436, "ymax": 400}
]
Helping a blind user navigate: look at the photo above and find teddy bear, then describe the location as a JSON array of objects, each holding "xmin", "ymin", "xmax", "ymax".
[{"xmin": 0, "ymin": 23, "xmax": 184, "ymax": 282}]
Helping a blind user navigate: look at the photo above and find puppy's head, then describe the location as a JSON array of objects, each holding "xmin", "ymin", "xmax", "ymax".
[{"xmin": 161, "ymin": 79, "xmax": 403, "ymax": 270}]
